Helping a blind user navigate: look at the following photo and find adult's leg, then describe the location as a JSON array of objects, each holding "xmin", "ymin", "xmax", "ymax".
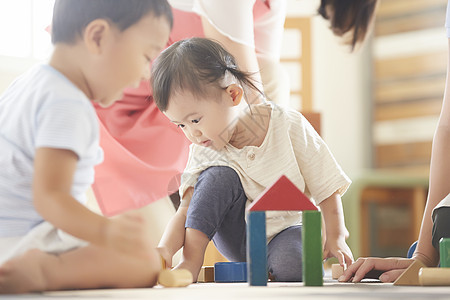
[
  {"xmin": 267, "ymin": 225, "xmax": 303, "ymax": 282},
  {"xmin": 432, "ymin": 206, "xmax": 450, "ymax": 251},
  {"xmin": 179, "ymin": 166, "xmax": 247, "ymax": 280},
  {"xmin": 0, "ymin": 245, "xmax": 160, "ymax": 294}
]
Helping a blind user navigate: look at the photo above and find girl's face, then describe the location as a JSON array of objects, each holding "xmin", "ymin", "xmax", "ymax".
[
  {"xmin": 163, "ymin": 86, "xmax": 242, "ymax": 151},
  {"xmin": 90, "ymin": 13, "xmax": 171, "ymax": 107}
]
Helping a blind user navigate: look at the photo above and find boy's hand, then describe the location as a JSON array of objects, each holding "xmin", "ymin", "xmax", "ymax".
[
  {"xmin": 323, "ymin": 235, "xmax": 354, "ymax": 268},
  {"xmin": 157, "ymin": 246, "xmax": 173, "ymax": 268},
  {"xmin": 101, "ymin": 211, "xmax": 151, "ymax": 258}
]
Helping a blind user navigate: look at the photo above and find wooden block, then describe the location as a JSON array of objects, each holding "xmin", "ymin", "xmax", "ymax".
[
  {"xmin": 246, "ymin": 211, "xmax": 267, "ymax": 286},
  {"xmin": 302, "ymin": 211, "xmax": 323, "ymax": 286},
  {"xmin": 419, "ymin": 267, "xmax": 450, "ymax": 286},
  {"xmin": 158, "ymin": 269, "xmax": 193, "ymax": 287},
  {"xmin": 439, "ymin": 238, "xmax": 450, "ymax": 268},
  {"xmin": 214, "ymin": 262, "xmax": 247, "ymax": 283},
  {"xmin": 197, "ymin": 266, "xmax": 214, "ymax": 283},
  {"xmin": 393, "ymin": 259, "xmax": 426, "ymax": 286},
  {"xmin": 332, "ymin": 264, "xmax": 344, "ymax": 280}
]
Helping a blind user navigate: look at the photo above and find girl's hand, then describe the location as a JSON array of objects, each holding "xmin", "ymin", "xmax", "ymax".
[
  {"xmin": 157, "ymin": 246, "xmax": 173, "ymax": 269},
  {"xmin": 323, "ymin": 234, "xmax": 354, "ymax": 268},
  {"xmin": 102, "ymin": 211, "xmax": 151, "ymax": 258}
]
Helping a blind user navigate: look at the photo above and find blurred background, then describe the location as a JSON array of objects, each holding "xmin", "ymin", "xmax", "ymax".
[{"xmin": 0, "ymin": 0, "xmax": 446, "ymax": 261}]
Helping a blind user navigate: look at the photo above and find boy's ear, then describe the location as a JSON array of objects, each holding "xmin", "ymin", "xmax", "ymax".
[
  {"xmin": 83, "ymin": 19, "xmax": 111, "ymax": 54},
  {"xmin": 226, "ymin": 84, "xmax": 243, "ymax": 106}
]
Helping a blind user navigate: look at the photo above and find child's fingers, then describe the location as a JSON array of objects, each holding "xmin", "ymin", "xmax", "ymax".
[
  {"xmin": 340, "ymin": 248, "xmax": 354, "ymax": 267},
  {"xmin": 157, "ymin": 248, "xmax": 173, "ymax": 269},
  {"xmin": 334, "ymin": 250, "xmax": 345, "ymax": 267},
  {"xmin": 166, "ymin": 257, "xmax": 173, "ymax": 269},
  {"xmin": 344, "ymin": 253, "xmax": 354, "ymax": 268},
  {"xmin": 322, "ymin": 249, "xmax": 330, "ymax": 261}
]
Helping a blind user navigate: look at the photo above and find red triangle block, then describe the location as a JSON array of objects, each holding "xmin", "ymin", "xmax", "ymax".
[{"xmin": 247, "ymin": 175, "xmax": 318, "ymax": 211}]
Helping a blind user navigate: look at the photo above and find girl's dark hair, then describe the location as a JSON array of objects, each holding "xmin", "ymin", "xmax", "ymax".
[
  {"xmin": 318, "ymin": 0, "xmax": 378, "ymax": 51},
  {"xmin": 151, "ymin": 37, "xmax": 264, "ymax": 112},
  {"xmin": 51, "ymin": 0, "xmax": 173, "ymax": 44}
]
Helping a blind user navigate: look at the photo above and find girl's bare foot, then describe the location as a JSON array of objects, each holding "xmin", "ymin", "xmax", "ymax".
[{"xmin": 0, "ymin": 249, "xmax": 55, "ymax": 294}]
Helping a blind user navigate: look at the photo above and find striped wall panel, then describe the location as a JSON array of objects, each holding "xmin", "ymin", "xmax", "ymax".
[{"xmin": 372, "ymin": 0, "xmax": 447, "ymax": 171}]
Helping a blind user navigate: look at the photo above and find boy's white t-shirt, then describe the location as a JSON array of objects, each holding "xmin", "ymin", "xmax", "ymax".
[
  {"xmin": 0, "ymin": 64, "xmax": 103, "ymax": 238},
  {"xmin": 180, "ymin": 103, "xmax": 351, "ymax": 240}
]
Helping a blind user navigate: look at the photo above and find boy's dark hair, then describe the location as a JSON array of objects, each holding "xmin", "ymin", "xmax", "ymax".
[
  {"xmin": 51, "ymin": 0, "xmax": 173, "ymax": 44},
  {"xmin": 318, "ymin": 0, "xmax": 378, "ymax": 51},
  {"xmin": 151, "ymin": 37, "xmax": 264, "ymax": 112}
]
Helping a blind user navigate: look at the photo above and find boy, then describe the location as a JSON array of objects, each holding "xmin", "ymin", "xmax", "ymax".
[{"xmin": 0, "ymin": 0, "xmax": 172, "ymax": 294}]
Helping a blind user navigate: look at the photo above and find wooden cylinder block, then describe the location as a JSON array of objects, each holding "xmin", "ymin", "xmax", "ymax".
[
  {"xmin": 158, "ymin": 269, "xmax": 193, "ymax": 287},
  {"xmin": 418, "ymin": 268, "xmax": 450, "ymax": 286}
]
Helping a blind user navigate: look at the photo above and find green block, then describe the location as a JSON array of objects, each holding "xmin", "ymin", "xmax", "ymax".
[
  {"xmin": 302, "ymin": 210, "xmax": 323, "ymax": 286},
  {"xmin": 440, "ymin": 238, "xmax": 450, "ymax": 268}
]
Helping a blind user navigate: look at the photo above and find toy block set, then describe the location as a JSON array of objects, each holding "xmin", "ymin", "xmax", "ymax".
[
  {"xmin": 159, "ymin": 175, "xmax": 324, "ymax": 287},
  {"xmin": 158, "ymin": 175, "xmax": 450, "ymax": 288},
  {"xmin": 246, "ymin": 175, "xmax": 322, "ymax": 286}
]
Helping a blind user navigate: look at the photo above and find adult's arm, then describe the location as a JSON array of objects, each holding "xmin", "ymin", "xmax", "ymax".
[
  {"xmin": 340, "ymin": 39, "xmax": 450, "ymax": 283},
  {"xmin": 412, "ymin": 38, "xmax": 450, "ymax": 267}
]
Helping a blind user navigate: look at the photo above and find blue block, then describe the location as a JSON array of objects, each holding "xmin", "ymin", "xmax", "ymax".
[
  {"xmin": 214, "ymin": 262, "xmax": 247, "ymax": 282},
  {"xmin": 407, "ymin": 241, "xmax": 418, "ymax": 259},
  {"xmin": 246, "ymin": 211, "xmax": 267, "ymax": 286}
]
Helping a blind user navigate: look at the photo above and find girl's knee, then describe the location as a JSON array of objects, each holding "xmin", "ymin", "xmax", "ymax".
[
  {"xmin": 198, "ymin": 166, "xmax": 241, "ymax": 187},
  {"xmin": 193, "ymin": 166, "xmax": 245, "ymax": 205}
]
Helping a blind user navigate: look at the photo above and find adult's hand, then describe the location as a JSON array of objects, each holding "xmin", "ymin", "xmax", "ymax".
[{"xmin": 338, "ymin": 257, "xmax": 414, "ymax": 283}]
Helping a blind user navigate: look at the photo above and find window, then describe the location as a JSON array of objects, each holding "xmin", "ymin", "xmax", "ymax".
[{"xmin": 0, "ymin": 0, "xmax": 54, "ymax": 59}]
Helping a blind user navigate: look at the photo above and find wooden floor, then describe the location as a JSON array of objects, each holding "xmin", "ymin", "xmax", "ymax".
[{"xmin": 4, "ymin": 279, "xmax": 450, "ymax": 300}]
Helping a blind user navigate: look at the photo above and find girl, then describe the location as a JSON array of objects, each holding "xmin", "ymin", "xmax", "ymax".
[{"xmin": 152, "ymin": 37, "xmax": 354, "ymax": 282}]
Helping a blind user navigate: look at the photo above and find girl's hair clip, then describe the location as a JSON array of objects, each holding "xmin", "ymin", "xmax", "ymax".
[{"xmin": 220, "ymin": 70, "xmax": 237, "ymax": 88}]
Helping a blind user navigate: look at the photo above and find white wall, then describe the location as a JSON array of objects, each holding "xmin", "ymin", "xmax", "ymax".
[
  {"xmin": 287, "ymin": 0, "xmax": 372, "ymax": 178},
  {"xmin": 312, "ymin": 17, "xmax": 372, "ymax": 178},
  {"xmin": 0, "ymin": 56, "xmax": 41, "ymax": 92}
]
